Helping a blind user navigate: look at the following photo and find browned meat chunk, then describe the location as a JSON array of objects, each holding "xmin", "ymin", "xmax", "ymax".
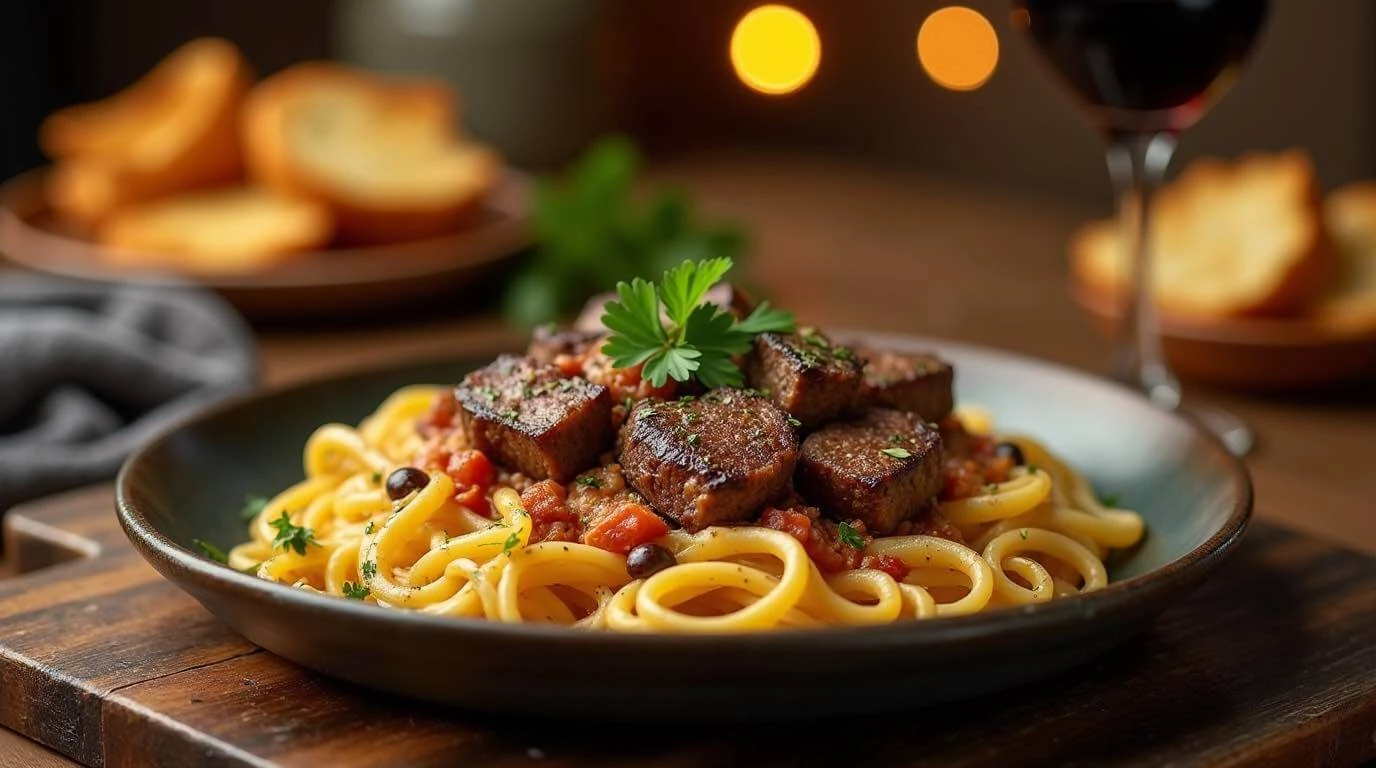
[
  {"xmin": 795, "ymin": 409, "xmax": 943, "ymax": 535},
  {"xmin": 526, "ymin": 325, "xmax": 603, "ymax": 366},
  {"xmin": 456, "ymin": 355, "xmax": 612, "ymax": 482},
  {"xmin": 618, "ymin": 389, "xmax": 799, "ymax": 531},
  {"xmin": 746, "ymin": 328, "xmax": 862, "ymax": 429},
  {"xmin": 858, "ymin": 349, "xmax": 954, "ymax": 422},
  {"xmin": 573, "ymin": 282, "xmax": 756, "ymax": 333}
]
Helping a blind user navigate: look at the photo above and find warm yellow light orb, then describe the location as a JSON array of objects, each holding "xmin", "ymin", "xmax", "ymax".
[
  {"xmin": 918, "ymin": 6, "xmax": 1000, "ymax": 92},
  {"xmin": 730, "ymin": 5, "xmax": 822, "ymax": 96}
]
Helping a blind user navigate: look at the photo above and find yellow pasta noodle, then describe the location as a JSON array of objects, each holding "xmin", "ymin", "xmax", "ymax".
[{"xmin": 229, "ymin": 386, "xmax": 1146, "ymax": 632}]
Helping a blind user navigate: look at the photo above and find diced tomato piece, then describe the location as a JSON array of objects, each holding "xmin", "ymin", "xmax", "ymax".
[
  {"xmin": 446, "ymin": 450, "xmax": 495, "ymax": 488},
  {"xmin": 419, "ymin": 390, "xmax": 459, "ymax": 437},
  {"xmin": 554, "ymin": 354, "xmax": 585, "ymax": 378},
  {"xmin": 521, "ymin": 480, "xmax": 581, "ymax": 543},
  {"xmin": 761, "ymin": 507, "xmax": 812, "ymax": 544},
  {"xmin": 861, "ymin": 554, "xmax": 911, "ymax": 581},
  {"xmin": 454, "ymin": 484, "xmax": 492, "ymax": 518},
  {"xmin": 583, "ymin": 501, "xmax": 669, "ymax": 554},
  {"xmin": 942, "ymin": 458, "xmax": 986, "ymax": 501}
]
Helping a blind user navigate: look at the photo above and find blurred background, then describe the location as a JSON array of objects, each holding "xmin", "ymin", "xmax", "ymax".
[{"xmin": 2, "ymin": 0, "xmax": 1371, "ymax": 196}]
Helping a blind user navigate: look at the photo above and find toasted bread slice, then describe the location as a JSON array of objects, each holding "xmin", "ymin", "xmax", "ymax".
[
  {"xmin": 1315, "ymin": 182, "xmax": 1376, "ymax": 332},
  {"xmin": 1072, "ymin": 150, "xmax": 1334, "ymax": 318},
  {"xmin": 43, "ymin": 38, "xmax": 252, "ymax": 228},
  {"xmin": 242, "ymin": 62, "xmax": 500, "ymax": 245},
  {"xmin": 96, "ymin": 186, "xmax": 333, "ymax": 275}
]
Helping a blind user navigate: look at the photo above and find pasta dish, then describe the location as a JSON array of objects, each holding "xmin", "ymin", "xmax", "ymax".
[{"xmin": 227, "ymin": 261, "xmax": 1144, "ymax": 632}]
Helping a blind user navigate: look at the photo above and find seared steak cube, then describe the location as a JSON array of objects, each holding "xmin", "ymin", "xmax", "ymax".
[
  {"xmin": 858, "ymin": 349, "xmax": 955, "ymax": 422},
  {"xmin": 527, "ymin": 324, "xmax": 604, "ymax": 366},
  {"xmin": 746, "ymin": 329, "xmax": 862, "ymax": 429},
  {"xmin": 795, "ymin": 409, "xmax": 943, "ymax": 535},
  {"xmin": 457, "ymin": 355, "xmax": 612, "ymax": 482},
  {"xmin": 618, "ymin": 389, "xmax": 799, "ymax": 531}
]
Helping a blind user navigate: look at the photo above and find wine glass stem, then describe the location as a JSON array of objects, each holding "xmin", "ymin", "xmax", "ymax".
[{"xmin": 1106, "ymin": 132, "xmax": 1181, "ymax": 409}]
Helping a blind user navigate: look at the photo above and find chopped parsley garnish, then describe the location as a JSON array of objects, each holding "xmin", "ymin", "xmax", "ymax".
[
  {"xmin": 1100, "ymin": 492, "xmax": 1121, "ymax": 507},
  {"xmin": 787, "ymin": 417, "xmax": 802, "ymax": 428},
  {"xmin": 1027, "ymin": 464, "xmax": 1040, "ymax": 475},
  {"xmin": 686, "ymin": 433, "xmax": 700, "ymax": 445},
  {"xmin": 502, "ymin": 531, "xmax": 522, "ymax": 555},
  {"xmin": 240, "ymin": 495, "xmax": 268, "ymax": 522},
  {"xmin": 601, "ymin": 257, "xmax": 795, "ymax": 387},
  {"xmin": 837, "ymin": 522, "xmax": 866, "ymax": 550},
  {"xmin": 364, "ymin": 521, "xmax": 376, "ymax": 535},
  {"xmin": 880, "ymin": 447, "xmax": 912, "ymax": 459},
  {"xmin": 360, "ymin": 560, "xmax": 377, "ymax": 580},
  {"xmin": 268, "ymin": 512, "xmax": 318, "ymax": 555},
  {"xmin": 342, "ymin": 581, "xmax": 370, "ymax": 600},
  {"xmin": 370, "ymin": 472, "xmax": 381, "ymax": 484},
  {"xmin": 576, "ymin": 476, "xmax": 601, "ymax": 489},
  {"xmin": 193, "ymin": 538, "xmax": 228, "ymax": 564},
  {"xmin": 1019, "ymin": 528, "xmax": 1029, "ymax": 541}
]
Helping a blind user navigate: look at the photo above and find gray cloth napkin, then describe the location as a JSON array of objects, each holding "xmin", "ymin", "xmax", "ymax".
[{"xmin": 0, "ymin": 275, "xmax": 257, "ymax": 513}]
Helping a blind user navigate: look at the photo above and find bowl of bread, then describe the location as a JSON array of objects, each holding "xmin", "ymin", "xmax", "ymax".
[
  {"xmin": 0, "ymin": 38, "xmax": 531, "ymax": 319},
  {"xmin": 1071, "ymin": 149, "xmax": 1376, "ymax": 391}
]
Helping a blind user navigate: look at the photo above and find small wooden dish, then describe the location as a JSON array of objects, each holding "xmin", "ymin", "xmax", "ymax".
[
  {"xmin": 0, "ymin": 168, "xmax": 533, "ymax": 321},
  {"xmin": 1074, "ymin": 283, "xmax": 1376, "ymax": 392}
]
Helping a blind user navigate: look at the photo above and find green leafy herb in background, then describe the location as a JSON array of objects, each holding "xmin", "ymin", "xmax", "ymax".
[
  {"xmin": 601, "ymin": 258, "xmax": 794, "ymax": 387},
  {"xmin": 503, "ymin": 136, "xmax": 748, "ymax": 327}
]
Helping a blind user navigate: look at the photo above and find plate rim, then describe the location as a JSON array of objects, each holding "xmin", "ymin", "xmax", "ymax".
[{"xmin": 115, "ymin": 332, "xmax": 1254, "ymax": 650}]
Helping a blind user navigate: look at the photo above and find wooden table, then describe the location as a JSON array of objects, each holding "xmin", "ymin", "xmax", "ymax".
[{"xmin": 2, "ymin": 151, "xmax": 1374, "ymax": 766}]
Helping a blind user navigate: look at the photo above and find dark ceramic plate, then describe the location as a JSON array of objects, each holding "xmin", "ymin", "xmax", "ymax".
[{"xmin": 116, "ymin": 333, "xmax": 1252, "ymax": 719}]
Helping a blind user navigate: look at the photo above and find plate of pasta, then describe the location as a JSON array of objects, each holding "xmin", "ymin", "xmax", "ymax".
[{"xmin": 117, "ymin": 262, "xmax": 1251, "ymax": 718}]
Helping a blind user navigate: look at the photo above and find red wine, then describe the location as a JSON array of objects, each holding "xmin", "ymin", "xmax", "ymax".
[{"xmin": 1013, "ymin": 0, "xmax": 1268, "ymax": 134}]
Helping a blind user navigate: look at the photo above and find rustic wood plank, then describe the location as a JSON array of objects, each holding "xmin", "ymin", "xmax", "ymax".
[
  {"xmin": 0, "ymin": 487, "xmax": 258, "ymax": 766},
  {"xmin": 0, "ymin": 728, "xmax": 78, "ymax": 768},
  {"xmin": 3, "ymin": 481, "xmax": 1376, "ymax": 767}
]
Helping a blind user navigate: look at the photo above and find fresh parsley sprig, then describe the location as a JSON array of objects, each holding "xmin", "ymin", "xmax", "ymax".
[
  {"xmin": 268, "ymin": 512, "xmax": 318, "ymax": 556},
  {"xmin": 503, "ymin": 137, "xmax": 747, "ymax": 327},
  {"xmin": 601, "ymin": 257, "xmax": 795, "ymax": 387}
]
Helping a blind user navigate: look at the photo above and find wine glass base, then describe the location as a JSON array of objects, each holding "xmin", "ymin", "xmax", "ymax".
[{"xmin": 1181, "ymin": 403, "xmax": 1255, "ymax": 457}]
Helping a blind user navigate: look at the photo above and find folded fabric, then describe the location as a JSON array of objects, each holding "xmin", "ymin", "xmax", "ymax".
[{"xmin": 0, "ymin": 274, "xmax": 257, "ymax": 514}]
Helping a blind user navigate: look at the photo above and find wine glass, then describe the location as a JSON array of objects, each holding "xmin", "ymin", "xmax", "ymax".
[{"xmin": 1012, "ymin": 0, "xmax": 1269, "ymax": 456}]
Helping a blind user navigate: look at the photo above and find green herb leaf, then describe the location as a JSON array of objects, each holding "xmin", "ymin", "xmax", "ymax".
[
  {"xmin": 240, "ymin": 495, "xmax": 268, "ymax": 522},
  {"xmin": 193, "ymin": 538, "xmax": 228, "ymax": 564},
  {"xmin": 1019, "ymin": 528, "xmax": 1029, "ymax": 541},
  {"xmin": 1100, "ymin": 492, "xmax": 1121, "ymax": 507},
  {"xmin": 360, "ymin": 560, "xmax": 377, "ymax": 580},
  {"xmin": 502, "ymin": 531, "xmax": 522, "ymax": 555},
  {"xmin": 837, "ymin": 522, "xmax": 866, "ymax": 550},
  {"xmin": 881, "ymin": 447, "xmax": 912, "ymax": 459},
  {"xmin": 502, "ymin": 137, "xmax": 747, "ymax": 326},
  {"xmin": 364, "ymin": 521, "xmax": 376, "ymax": 535},
  {"xmin": 600, "ymin": 257, "xmax": 795, "ymax": 388},
  {"xmin": 268, "ymin": 512, "xmax": 318, "ymax": 556},
  {"xmin": 342, "ymin": 581, "xmax": 370, "ymax": 600},
  {"xmin": 576, "ymin": 476, "xmax": 601, "ymax": 489},
  {"xmin": 787, "ymin": 417, "xmax": 802, "ymax": 428}
]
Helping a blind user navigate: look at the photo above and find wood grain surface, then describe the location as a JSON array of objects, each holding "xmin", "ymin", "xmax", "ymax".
[
  {"xmin": 0, "ymin": 485, "xmax": 1370, "ymax": 767},
  {"xmin": 2, "ymin": 153, "xmax": 1375, "ymax": 766}
]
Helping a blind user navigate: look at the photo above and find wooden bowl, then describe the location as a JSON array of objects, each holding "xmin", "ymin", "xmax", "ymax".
[
  {"xmin": 0, "ymin": 168, "xmax": 532, "ymax": 321},
  {"xmin": 1074, "ymin": 283, "xmax": 1376, "ymax": 392}
]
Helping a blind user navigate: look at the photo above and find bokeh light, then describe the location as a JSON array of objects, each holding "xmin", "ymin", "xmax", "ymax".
[
  {"xmin": 918, "ymin": 6, "xmax": 1000, "ymax": 92},
  {"xmin": 730, "ymin": 5, "xmax": 822, "ymax": 96}
]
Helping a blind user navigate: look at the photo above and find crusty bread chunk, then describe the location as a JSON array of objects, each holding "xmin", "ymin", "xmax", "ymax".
[
  {"xmin": 1071, "ymin": 150, "xmax": 1334, "ymax": 318},
  {"xmin": 96, "ymin": 187, "xmax": 333, "ymax": 274},
  {"xmin": 1315, "ymin": 182, "xmax": 1376, "ymax": 332},
  {"xmin": 242, "ymin": 63, "xmax": 500, "ymax": 245},
  {"xmin": 42, "ymin": 38, "xmax": 251, "ymax": 227}
]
